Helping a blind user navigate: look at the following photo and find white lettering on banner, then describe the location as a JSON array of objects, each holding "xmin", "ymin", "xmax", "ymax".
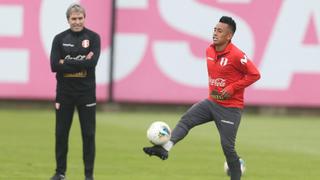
[
  {"xmin": 113, "ymin": 34, "xmax": 147, "ymax": 81},
  {"xmin": 155, "ymin": 0, "xmax": 254, "ymax": 87},
  {"xmin": 217, "ymin": 0, "xmax": 251, "ymax": 3},
  {"xmin": 0, "ymin": 6, "xmax": 23, "ymax": 36},
  {"xmin": 255, "ymin": 0, "xmax": 320, "ymax": 89},
  {"xmin": 95, "ymin": 50, "xmax": 109, "ymax": 84},
  {"xmin": 0, "ymin": 49, "xmax": 29, "ymax": 83},
  {"xmin": 95, "ymin": 34, "xmax": 147, "ymax": 83},
  {"xmin": 117, "ymin": 0, "xmax": 148, "ymax": 9},
  {"xmin": 40, "ymin": 0, "xmax": 77, "ymax": 57},
  {"xmin": 153, "ymin": 42, "xmax": 207, "ymax": 87},
  {"xmin": 112, "ymin": 2, "xmax": 149, "ymax": 84},
  {"xmin": 0, "ymin": 6, "xmax": 28, "ymax": 83}
]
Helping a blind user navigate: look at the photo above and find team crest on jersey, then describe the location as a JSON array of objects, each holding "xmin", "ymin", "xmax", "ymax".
[
  {"xmin": 220, "ymin": 57, "xmax": 228, "ymax": 66},
  {"xmin": 82, "ymin": 39, "xmax": 90, "ymax": 48}
]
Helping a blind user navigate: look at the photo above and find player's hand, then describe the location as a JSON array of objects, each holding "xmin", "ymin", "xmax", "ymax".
[
  {"xmin": 86, "ymin": 51, "xmax": 94, "ymax": 60},
  {"xmin": 221, "ymin": 89, "xmax": 231, "ymax": 99},
  {"xmin": 59, "ymin": 59, "xmax": 64, "ymax": 64},
  {"xmin": 210, "ymin": 89, "xmax": 224, "ymax": 100},
  {"xmin": 221, "ymin": 86, "xmax": 234, "ymax": 100}
]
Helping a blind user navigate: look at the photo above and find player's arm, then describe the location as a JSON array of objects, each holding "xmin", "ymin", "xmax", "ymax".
[
  {"xmin": 50, "ymin": 35, "xmax": 80, "ymax": 73},
  {"xmin": 64, "ymin": 33, "xmax": 101, "ymax": 69},
  {"xmin": 221, "ymin": 54, "xmax": 260, "ymax": 98}
]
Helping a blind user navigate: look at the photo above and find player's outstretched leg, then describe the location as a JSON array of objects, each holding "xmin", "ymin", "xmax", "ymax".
[{"xmin": 143, "ymin": 145, "xmax": 168, "ymax": 160}]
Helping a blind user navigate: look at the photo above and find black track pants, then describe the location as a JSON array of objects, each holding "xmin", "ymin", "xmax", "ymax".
[{"xmin": 55, "ymin": 102, "xmax": 96, "ymax": 177}]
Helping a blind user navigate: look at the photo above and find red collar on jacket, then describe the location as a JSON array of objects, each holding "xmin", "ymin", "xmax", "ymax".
[{"xmin": 210, "ymin": 42, "xmax": 233, "ymax": 57}]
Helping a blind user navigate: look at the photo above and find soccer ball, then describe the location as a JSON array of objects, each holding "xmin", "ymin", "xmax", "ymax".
[
  {"xmin": 147, "ymin": 121, "xmax": 171, "ymax": 145},
  {"xmin": 224, "ymin": 158, "xmax": 246, "ymax": 176}
]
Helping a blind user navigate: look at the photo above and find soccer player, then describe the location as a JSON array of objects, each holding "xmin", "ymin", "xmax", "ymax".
[
  {"xmin": 49, "ymin": 3, "xmax": 101, "ymax": 180},
  {"xmin": 143, "ymin": 16, "xmax": 260, "ymax": 180}
]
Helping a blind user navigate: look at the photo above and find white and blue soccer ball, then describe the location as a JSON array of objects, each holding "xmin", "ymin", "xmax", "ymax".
[
  {"xmin": 147, "ymin": 121, "xmax": 171, "ymax": 145},
  {"xmin": 224, "ymin": 158, "xmax": 246, "ymax": 176}
]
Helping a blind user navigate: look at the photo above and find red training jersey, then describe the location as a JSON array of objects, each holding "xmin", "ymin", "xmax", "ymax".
[{"xmin": 206, "ymin": 42, "xmax": 260, "ymax": 109}]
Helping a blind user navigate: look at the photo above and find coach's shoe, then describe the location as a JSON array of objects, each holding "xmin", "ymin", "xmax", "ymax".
[
  {"xmin": 143, "ymin": 145, "xmax": 168, "ymax": 160},
  {"xmin": 50, "ymin": 173, "xmax": 66, "ymax": 180},
  {"xmin": 85, "ymin": 176, "xmax": 94, "ymax": 180}
]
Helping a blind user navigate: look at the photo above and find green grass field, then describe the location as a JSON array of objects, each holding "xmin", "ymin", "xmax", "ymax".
[{"xmin": 0, "ymin": 108, "xmax": 319, "ymax": 180}]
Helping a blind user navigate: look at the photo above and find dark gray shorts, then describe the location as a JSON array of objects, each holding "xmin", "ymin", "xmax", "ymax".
[{"xmin": 171, "ymin": 99, "xmax": 242, "ymax": 162}]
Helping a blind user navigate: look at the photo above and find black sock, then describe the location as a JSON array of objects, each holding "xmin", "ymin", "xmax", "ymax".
[{"xmin": 228, "ymin": 159, "xmax": 241, "ymax": 180}]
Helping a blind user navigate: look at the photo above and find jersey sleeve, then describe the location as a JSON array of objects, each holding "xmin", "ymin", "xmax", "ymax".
[
  {"xmin": 50, "ymin": 35, "xmax": 80, "ymax": 73},
  {"xmin": 64, "ymin": 33, "xmax": 101, "ymax": 69},
  {"xmin": 228, "ymin": 53, "xmax": 261, "ymax": 92}
]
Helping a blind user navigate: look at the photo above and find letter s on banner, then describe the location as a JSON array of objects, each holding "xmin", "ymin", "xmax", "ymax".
[{"xmin": 255, "ymin": 0, "xmax": 320, "ymax": 90}]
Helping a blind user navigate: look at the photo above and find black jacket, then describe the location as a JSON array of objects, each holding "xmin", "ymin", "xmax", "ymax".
[{"xmin": 50, "ymin": 27, "xmax": 101, "ymax": 104}]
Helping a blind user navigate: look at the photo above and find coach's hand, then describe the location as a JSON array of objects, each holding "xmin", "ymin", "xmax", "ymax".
[
  {"xmin": 86, "ymin": 51, "xmax": 94, "ymax": 60},
  {"xmin": 210, "ymin": 90, "xmax": 224, "ymax": 100}
]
